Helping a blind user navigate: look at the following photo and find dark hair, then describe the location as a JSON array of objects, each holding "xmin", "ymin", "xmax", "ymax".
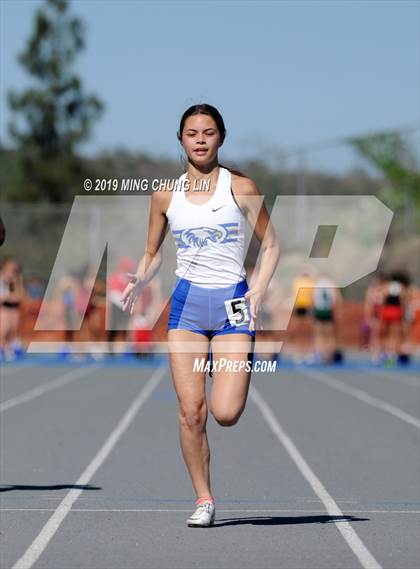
[
  {"xmin": 177, "ymin": 103, "xmax": 226, "ymax": 144},
  {"xmin": 390, "ymin": 271, "xmax": 411, "ymax": 287}
]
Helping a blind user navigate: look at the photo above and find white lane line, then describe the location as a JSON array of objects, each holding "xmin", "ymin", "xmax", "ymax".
[
  {"xmin": 11, "ymin": 365, "xmax": 166, "ymax": 569},
  {"xmin": 0, "ymin": 366, "xmax": 97, "ymax": 413},
  {"xmin": 365, "ymin": 369, "xmax": 419, "ymax": 388},
  {"xmin": 250, "ymin": 384, "xmax": 382, "ymax": 569},
  {"xmin": 1, "ymin": 508, "xmax": 419, "ymax": 514},
  {"xmin": 0, "ymin": 496, "xmax": 371, "ymax": 504},
  {"xmin": 301, "ymin": 369, "xmax": 420, "ymax": 430}
]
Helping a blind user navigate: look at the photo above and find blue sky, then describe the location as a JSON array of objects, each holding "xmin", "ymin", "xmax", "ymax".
[{"xmin": 1, "ymin": 0, "xmax": 419, "ymax": 171}]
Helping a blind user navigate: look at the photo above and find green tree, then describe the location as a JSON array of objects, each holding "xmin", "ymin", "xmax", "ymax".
[
  {"xmin": 349, "ymin": 130, "xmax": 420, "ymax": 231},
  {"xmin": 7, "ymin": 0, "xmax": 104, "ymax": 202}
]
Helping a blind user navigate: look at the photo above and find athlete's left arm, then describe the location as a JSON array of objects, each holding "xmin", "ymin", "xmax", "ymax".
[{"xmin": 234, "ymin": 178, "xmax": 280, "ymax": 324}]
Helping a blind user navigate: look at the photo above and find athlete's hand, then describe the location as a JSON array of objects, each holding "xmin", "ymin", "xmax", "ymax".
[
  {"xmin": 121, "ymin": 273, "xmax": 144, "ymax": 315},
  {"xmin": 244, "ymin": 286, "xmax": 265, "ymax": 331}
]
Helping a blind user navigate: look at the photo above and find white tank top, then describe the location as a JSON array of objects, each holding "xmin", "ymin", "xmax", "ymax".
[{"xmin": 165, "ymin": 167, "xmax": 247, "ymax": 288}]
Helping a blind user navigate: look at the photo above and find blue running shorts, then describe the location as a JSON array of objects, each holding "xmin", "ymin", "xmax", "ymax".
[{"xmin": 168, "ymin": 277, "xmax": 256, "ymax": 339}]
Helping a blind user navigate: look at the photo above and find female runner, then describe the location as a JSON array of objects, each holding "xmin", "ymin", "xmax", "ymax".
[{"xmin": 122, "ymin": 104, "xmax": 280, "ymax": 527}]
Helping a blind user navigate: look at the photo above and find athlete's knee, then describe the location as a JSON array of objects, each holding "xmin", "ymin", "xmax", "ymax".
[
  {"xmin": 178, "ymin": 401, "xmax": 207, "ymax": 431},
  {"xmin": 211, "ymin": 407, "xmax": 242, "ymax": 427}
]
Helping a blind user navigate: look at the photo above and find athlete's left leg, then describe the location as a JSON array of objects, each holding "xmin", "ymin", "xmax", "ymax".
[{"xmin": 209, "ymin": 333, "xmax": 255, "ymax": 427}]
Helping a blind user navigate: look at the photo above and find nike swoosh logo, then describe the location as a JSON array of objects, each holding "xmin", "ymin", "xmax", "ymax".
[{"xmin": 212, "ymin": 205, "xmax": 225, "ymax": 212}]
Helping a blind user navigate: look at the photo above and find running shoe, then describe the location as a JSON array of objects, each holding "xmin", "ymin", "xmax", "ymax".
[{"xmin": 186, "ymin": 500, "xmax": 215, "ymax": 527}]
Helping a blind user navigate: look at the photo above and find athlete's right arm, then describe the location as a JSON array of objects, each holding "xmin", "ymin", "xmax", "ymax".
[
  {"xmin": 121, "ymin": 189, "xmax": 170, "ymax": 313},
  {"xmin": 136, "ymin": 189, "xmax": 169, "ymax": 282}
]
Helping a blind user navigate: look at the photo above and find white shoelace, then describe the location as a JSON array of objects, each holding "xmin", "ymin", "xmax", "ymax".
[{"xmin": 195, "ymin": 501, "xmax": 213, "ymax": 513}]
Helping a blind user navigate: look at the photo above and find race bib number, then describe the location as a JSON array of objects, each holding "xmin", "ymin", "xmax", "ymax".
[{"xmin": 224, "ymin": 296, "xmax": 250, "ymax": 326}]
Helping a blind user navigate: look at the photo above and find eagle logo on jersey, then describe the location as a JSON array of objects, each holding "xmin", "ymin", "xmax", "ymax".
[
  {"xmin": 172, "ymin": 223, "xmax": 240, "ymax": 249},
  {"xmin": 183, "ymin": 227, "xmax": 224, "ymax": 247}
]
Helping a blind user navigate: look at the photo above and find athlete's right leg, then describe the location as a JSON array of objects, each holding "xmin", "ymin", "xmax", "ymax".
[{"xmin": 167, "ymin": 329, "xmax": 214, "ymax": 501}]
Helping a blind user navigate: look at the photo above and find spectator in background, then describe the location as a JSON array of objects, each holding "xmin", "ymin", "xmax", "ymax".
[
  {"xmin": 379, "ymin": 271, "xmax": 410, "ymax": 363},
  {"xmin": 87, "ymin": 269, "xmax": 107, "ymax": 349},
  {"xmin": 290, "ymin": 265, "xmax": 316, "ymax": 362},
  {"xmin": 74, "ymin": 265, "xmax": 106, "ymax": 353},
  {"xmin": 404, "ymin": 280, "xmax": 420, "ymax": 359},
  {"xmin": 364, "ymin": 272, "xmax": 386, "ymax": 363},
  {"xmin": 57, "ymin": 270, "xmax": 81, "ymax": 344},
  {"xmin": 26, "ymin": 275, "xmax": 46, "ymax": 301},
  {"xmin": 312, "ymin": 273, "xmax": 343, "ymax": 363},
  {"xmin": 107, "ymin": 257, "xmax": 135, "ymax": 353},
  {"xmin": 129, "ymin": 276, "xmax": 162, "ymax": 357},
  {"xmin": 0, "ymin": 257, "xmax": 25, "ymax": 360}
]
